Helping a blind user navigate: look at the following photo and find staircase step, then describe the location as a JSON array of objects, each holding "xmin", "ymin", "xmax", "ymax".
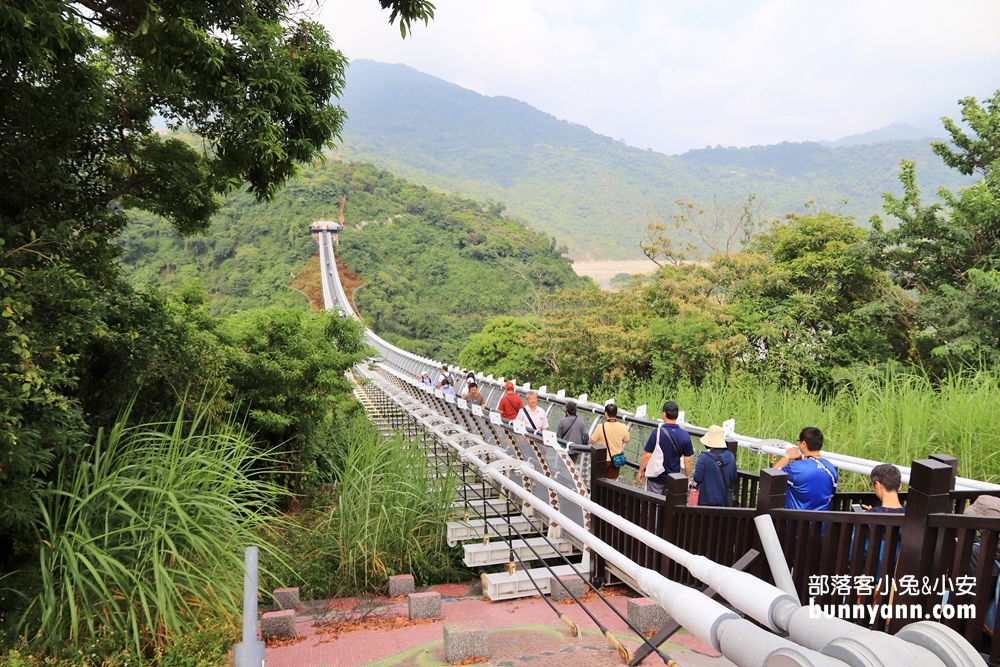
[
  {"xmin": 463, "ymin": 537, "xmax": 575, "ymax": 567},
  {"xmin": 482, "ymin": 563, "xmax": 589, "ymax": 601},
  {"xmin": 447, "ymin": 516, "xmax": 545, "ymax": 547}
]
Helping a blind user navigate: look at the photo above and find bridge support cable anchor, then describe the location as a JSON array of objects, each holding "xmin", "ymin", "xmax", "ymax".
[{"xmin": 459, "ymin": 472, "xmax": 683, "ymax": 665}]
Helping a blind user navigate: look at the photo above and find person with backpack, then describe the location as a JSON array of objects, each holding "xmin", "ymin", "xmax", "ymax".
[
  {"xmin": 691, "ymin": 424, "xmax": 738, "ymax": 507},
  {"xmin": 556, "ymin": 401, "xmax": 590, "ymax": 447},
  {"xmin": 638, "ymin": 401, "xmax": 694, "ymax": 494},
  {"xmin": 590, "ymin": 403, "xmax": 629, "ymax": 481}
]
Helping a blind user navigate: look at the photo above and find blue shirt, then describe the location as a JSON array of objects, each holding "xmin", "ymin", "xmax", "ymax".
[
  {"xmin": 693, "ymin": 448, "xmax": 738, "ymax": 507},
  {"xmin": 643, "ymin": 424, "xmax": 694, "ymax": 485},
  {"xmin": 781, "ymin": 457, "xmax": 838, "ymax": 510}
]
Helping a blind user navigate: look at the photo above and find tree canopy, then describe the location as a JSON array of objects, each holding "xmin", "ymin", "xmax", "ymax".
[{"xmin": 0, "ymin": 0, "xmax": 427, "ymax": 529}]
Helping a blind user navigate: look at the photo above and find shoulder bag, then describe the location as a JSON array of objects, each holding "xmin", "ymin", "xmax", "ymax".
[{"xmin": 605, "ymin": 423, "xmax": 628, "ymax": 468}]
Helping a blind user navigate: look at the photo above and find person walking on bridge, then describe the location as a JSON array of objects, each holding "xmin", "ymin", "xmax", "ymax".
[
  {"xmin": 638, "ymin": 401, "xmax": 693, "ymax": 494},
  {"xmin": 514, "ymin": 391, "xmax": 548, "ymax": 432},
  {"xmin": 461, "ymin": 381, "xmax": 488, "ymax": 407},
  {"xmin": 496, "ymin": 381, "xmax": 524, "ymax": 420},
  {"xmin": 591, "ymin": 403, "xmax": 629, "ymax": 481},
  {"xmin": 556, "ymin": 401, "xmax": 590, "ymax": 446},
  {"xmin": 773, "ymin": 427, "xmax": 838, "ymax": 511}
]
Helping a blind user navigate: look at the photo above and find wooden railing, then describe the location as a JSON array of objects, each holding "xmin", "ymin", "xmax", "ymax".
[{"xmin": 589, "ymin": 446, "xmax": 1000, "ymax": 664}]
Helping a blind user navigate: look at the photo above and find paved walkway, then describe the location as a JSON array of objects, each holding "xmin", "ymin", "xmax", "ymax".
[{"xmin": 263, "ymin": 582, "xmax": 736, "ymax": 667}]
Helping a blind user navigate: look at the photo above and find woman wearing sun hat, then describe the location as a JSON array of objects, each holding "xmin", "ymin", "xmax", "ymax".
[{"xmin": 691, "ymin": 424, "xmax": 738, "ymax": 507}]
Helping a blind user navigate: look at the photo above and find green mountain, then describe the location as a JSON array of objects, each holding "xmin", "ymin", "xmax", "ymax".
[
  {"xmin": 120, "ymin": 161, "xmax": 588, "ymax": 360},
  {"xmin": 334, "ymin": 60, "xmax": 974, "ymax": 259}
]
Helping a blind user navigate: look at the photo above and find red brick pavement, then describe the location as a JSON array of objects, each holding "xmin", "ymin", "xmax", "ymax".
[{"xmin": 263, "ymin": 588, "xmax": 734, "ymax": 667}]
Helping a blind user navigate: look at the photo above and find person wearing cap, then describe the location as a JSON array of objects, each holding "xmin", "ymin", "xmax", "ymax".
[
  {"xmin": 461, "ymin": 381, "xmax": 488, "ymax": 407},
  {"xmin": 556, "ymin": 401, "xmax": 590, "ymax": 447},
  {"xmin": 496, "ymin": 381, "xmax": 524, "ymax": 420},
  {"xmin": 440, "ymin": 377, "xmax": 456, "ymax": 396},
  {"xmin": 638, "ymin": 401, "xmax": 694, "ymax": 494},
  {"xmin": 691, "ymin": 425, "xmax": 738, "ymax": 507},
  {"xmin": 514, "ymin": 391, "xmax": 549, "ymax": 432},
  {"xmin": 459, "ymin": 370, "xmax": 477, "ymax": 396},
  {"xmin": 590, "ymin": 403, "xmax": 629, "ymax": 481},
  {"xmin": 419, "ymin": 371, "xmax": 433, "ymax": 387},
  {"xmin": 861, "ymin": 464, "xmax": 904, "ymax": 513},
  {"xmin": 773, "ymin": 427, "xmax": 838, "ymax": 511}
]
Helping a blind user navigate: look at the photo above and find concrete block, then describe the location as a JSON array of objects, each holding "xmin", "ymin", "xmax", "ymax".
[
  {"xmin": 273, "ymin": 587, "xmax": 300, "ymax": 611},
  {"xmin": 261, "ymin": 609, "xmax": 296, "ymax": 639},
  {"xmin": 388, "ymin": 573, "xmax": 415, "ymax": 597},
  {"xmin": 408, "ymin": 591, "xmax": 442, "ymax": 620},
  {"xmin": 444, "ymin": 620, "xmax": 489, "ymax": 663},
  {"xmin": 550, "ymin": 575, "xmax": 587, "ymax": 602},
  {"xmin": 627, "ymin": 597, "xmax": 672, "ymax": 634}
]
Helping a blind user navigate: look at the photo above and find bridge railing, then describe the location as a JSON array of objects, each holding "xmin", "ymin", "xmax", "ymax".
[{"xmin": 592, "ymin": 447, "xmax": 1000, "ymax": 651}]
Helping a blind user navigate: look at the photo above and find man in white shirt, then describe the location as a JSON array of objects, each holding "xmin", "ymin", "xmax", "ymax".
[{"xmin": 514, "ymin": 391, "xmax": 548, "ymax": 431}]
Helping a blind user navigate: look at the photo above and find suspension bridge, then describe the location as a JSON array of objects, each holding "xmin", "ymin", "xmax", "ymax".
[{"xmin": 313, "ymin": 225, "xmax": 1000, "ymax": 667}]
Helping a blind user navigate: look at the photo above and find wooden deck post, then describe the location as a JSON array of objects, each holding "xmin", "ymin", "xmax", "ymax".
[
  {"xmin": 892, "ymin": 458, "xmax": 954, "ymax": 632},
  {"xmin": 755, "ymin": 467, "xmax": 789, "ymax": 515},
  {"xmin": 659, "ymin": 473, "xmax": 688, "ymax": 579},
  {"xmin": 929, "ymin": 453, "xmax": 958, "ymax": 491}
]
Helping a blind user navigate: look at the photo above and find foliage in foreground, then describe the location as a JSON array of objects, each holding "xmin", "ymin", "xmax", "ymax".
[
  {"xmin": 20, "ymin": 404, "xmax": 282, "ymax": 656},
  {"xmin": 268, "ymin": 416, "xmax": 463, "ymax": 600}
]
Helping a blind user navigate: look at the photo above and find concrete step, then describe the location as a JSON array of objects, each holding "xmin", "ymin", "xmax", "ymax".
[
  {"xmin": 482, "ymin": 563, "xmax": 589, "ymax": 601},
  {"xmin": 446, "ymin": 515, "xmax": 546, "ymax": 547},
  {"xmin": 463, "ymin": 537, "xmax": 575, "ymax": 567}
]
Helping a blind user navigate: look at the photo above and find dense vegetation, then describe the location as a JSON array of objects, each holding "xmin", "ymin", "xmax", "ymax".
[
  {"xmin": 334, "ymin": 60, "xmax": 975, "ymax": 259},
  {"xmin": 0, "ymin": 0, "xmax": 439, "ymax": 662},
  {"xmin": 461, "ymin": 91, "xmax": 1000, "ymax": 453},
  {"xmin": 121, "ymin": 160, "xmax": 590, "ymax": 360}
]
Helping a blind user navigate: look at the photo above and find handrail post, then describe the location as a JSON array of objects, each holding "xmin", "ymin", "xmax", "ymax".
[
  {"xmin": 233, "ymin": 546, "xmax": 265, "ymax": 667},
  {"xmin": 590, "ymin": 445, "xmax": 608, "ymax": 585},
  {"xmin": 892, "ymin": 458, "xmax": 954, "ymax": 633}
]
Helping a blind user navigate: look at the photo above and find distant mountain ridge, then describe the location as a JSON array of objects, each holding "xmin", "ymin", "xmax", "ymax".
[{"xmin": 333, "ymin": 60, "xmax": 974, "ymax": 259}]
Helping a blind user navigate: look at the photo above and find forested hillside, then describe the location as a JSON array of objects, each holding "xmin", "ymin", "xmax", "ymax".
[
  {"xmin": 120, "ymin": 161, "xmax": 589, "ymax": 360},
  {"xmin": 335, "ymin": 60, "xmax": 975, "ymax": 259}
]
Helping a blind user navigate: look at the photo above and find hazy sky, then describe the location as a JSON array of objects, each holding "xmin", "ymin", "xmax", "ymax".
[{"xmin": 319, "ymin": 1, "xmax": 1000, "ymax": 155}]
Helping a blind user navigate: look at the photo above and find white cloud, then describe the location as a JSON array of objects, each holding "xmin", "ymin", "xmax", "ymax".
[{"xmin": 319, "ymin": 0, "xmax": 1000, "ymax": 154}]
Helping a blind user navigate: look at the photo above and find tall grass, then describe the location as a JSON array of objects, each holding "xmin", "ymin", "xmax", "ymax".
[
  {"xmin": 603, "ymin": 365, "xmax": 1000, "ymax": 486},
  {"xmin": 24, "ymin": 403, "xmax": 283, "ymax": 654},
  {"xmin": 273, "ymin": 417, "xmax": 462, "ymax": 598}
]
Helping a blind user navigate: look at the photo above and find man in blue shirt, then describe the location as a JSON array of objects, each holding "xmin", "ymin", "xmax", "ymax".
[
  {"xmin": 638, "ymin": 401, "xmax": 693, "ymax": 495},
  {"xmin": 773, "ymin": 427, "xmax": 838, "ymax": 510}
]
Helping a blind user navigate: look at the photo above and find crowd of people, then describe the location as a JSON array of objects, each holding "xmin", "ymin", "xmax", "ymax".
[{"xmin": 416, "ymin": 368, "xmax": 902, "ymax": 512}]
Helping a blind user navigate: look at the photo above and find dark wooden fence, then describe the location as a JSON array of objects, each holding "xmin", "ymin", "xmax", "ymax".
[{"xmin": 589, "ymin": 446, "xmax": 1000, "ymax": 664}]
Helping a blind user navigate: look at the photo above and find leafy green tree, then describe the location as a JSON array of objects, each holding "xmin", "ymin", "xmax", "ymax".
[
  {"xmin": 875, "ymin": 90, "xmax": 1000, "ymax": 368},
  {"xmin": 216, "ymin": 308, "xmax": 367, "ymax": 491},
  {"xmin": 1, "ymin": 0, "xmax": 430, "ymax": 530},
  {"xmin": 718, "ymin": 212, "xmax": 893, "ymax": 384}
]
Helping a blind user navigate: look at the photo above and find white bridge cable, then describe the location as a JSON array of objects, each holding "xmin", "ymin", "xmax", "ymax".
[{"xmin": 362, "ymin": 365, "xmax": 984, "ymax": 667}]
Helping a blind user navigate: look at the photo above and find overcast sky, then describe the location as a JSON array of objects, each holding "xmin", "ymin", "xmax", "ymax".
[{"xmin": 319, "ymin": 0, "xmax": 1000, "ymax": 155}]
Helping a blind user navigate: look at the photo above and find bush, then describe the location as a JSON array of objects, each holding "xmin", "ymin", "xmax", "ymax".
[
  {"xmin": 19, "ymin": 402, "xmax": 283, "ymax": 656},
  {"xmin": 268, "ymin": 416, "xmax": 464, "ymax": 599}
]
